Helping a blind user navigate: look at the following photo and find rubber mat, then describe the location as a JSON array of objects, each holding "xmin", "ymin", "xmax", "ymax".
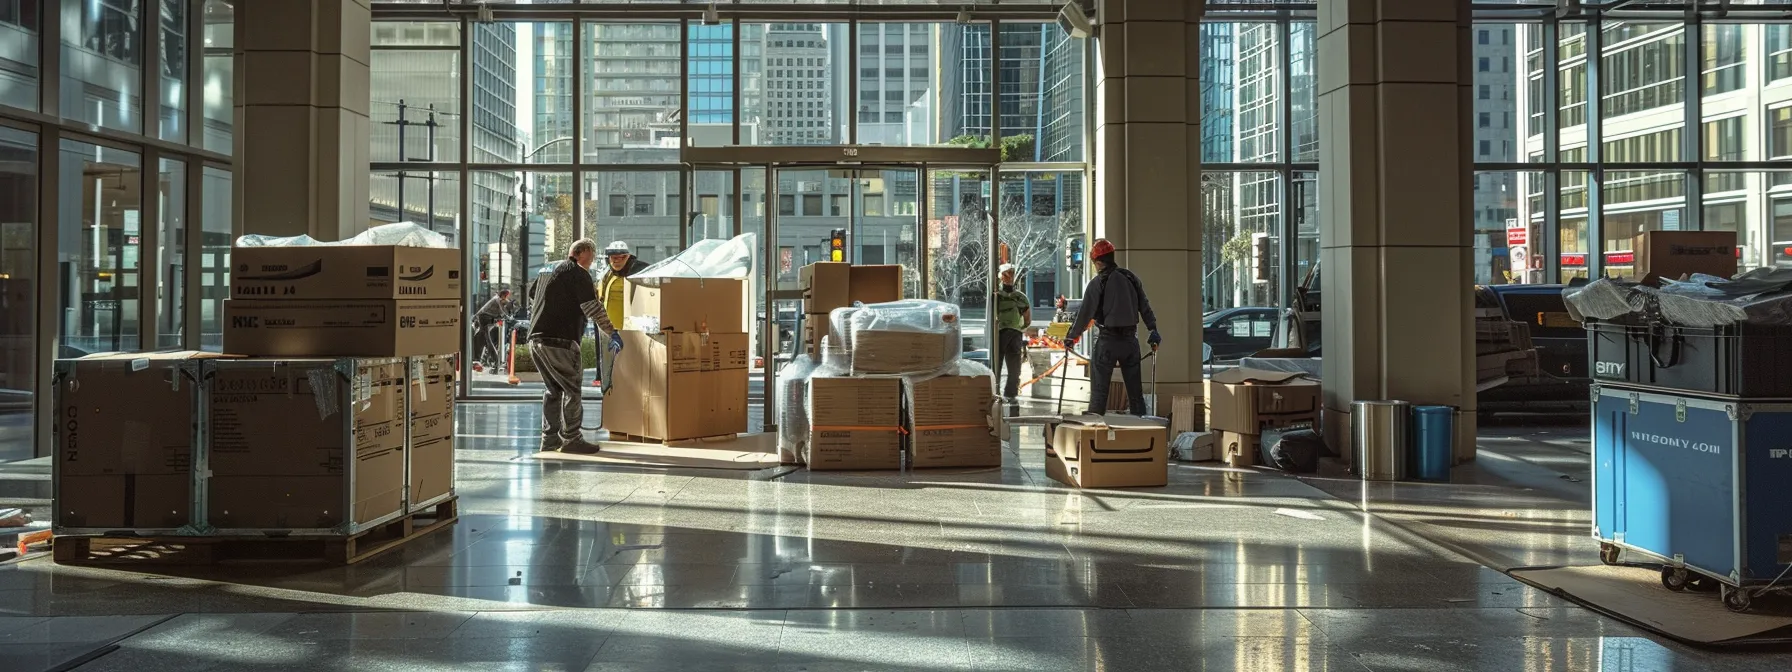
[
  {"xmin": 1512, "ymin": 564, "xmax": 1792, "ymax": 645},
  {"xmin": 531, "ymin": 433, "xmax": 781, "ymax": 470}
]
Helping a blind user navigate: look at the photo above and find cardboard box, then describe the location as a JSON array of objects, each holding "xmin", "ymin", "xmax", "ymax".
[
  {"xmin": 232, "ymin": 245, "xmax": 462, "ymax": 300},
  {"xmin": 800, "ymin": 262, "xmax": 904, "ymax": 315},
  {"xmin": 224, "ymin": 299, "xmax": 461, "ymax": 357},
  {"xmin": 1168, "ymin": 394, "xmax": 1205, "ymax": 435},
  {"xmin": 1046, "ymin": 415, "xmax": 1169, "ymax": 488},
  {"xmin": 53, "ymin": 352, "xmax": 223, "ymax": 479},
  {"xmin": 1217, "ymin": 430, "xmax": 1258, "ymax": 468},
  {"xmin": 906, "ymin": 374, "xmax": 998, "ymax": 468},
  {"xmin": 605, "ymin": 331, "xmax": 750, "ymax": 441},
  {"xmin": 408, "ymin": 354, "xmax": 457, "ymax": 510},
  {"xmin": 55, "ymin": 474, "xmax": 191, "ymax": 531},
  {"xmin": 851, "ymin": 330, "xmax": 956, "ymax": 375},
  {"xmin": 1634, "ymin": 230, "xmax": 1738, "ymax": 284},
  {"xmin": 1205, "ymin": 367, "xmax": 1321, "ymax": 434},
  {"xmin": 207, "ymin": 358, "xmax": 408, "ymax": 530},
  {"xmin": 808, "ymin": 377, "xmax": 904, "ymax": 470},
  {"xmin": 623, "ymin": 277, "xmax": 746, "ymax": 333}
]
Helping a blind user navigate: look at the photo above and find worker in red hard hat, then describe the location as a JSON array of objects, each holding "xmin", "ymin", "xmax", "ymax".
[{"xmin": 1061, "ymin": 238, "xmax": 1160, "ymax": 416}]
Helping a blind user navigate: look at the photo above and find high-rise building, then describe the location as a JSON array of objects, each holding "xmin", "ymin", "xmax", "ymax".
[
  {"xmin": 1472, "ymin": 24, "xmax": 1520, "ymax": 285},
  {"xmin": 855, "ymin": 22, "xmax": 935, "ymax": 146},
  {"xmin": 763, "ymin": 23, "xmax": 835, "ymax": 145}
]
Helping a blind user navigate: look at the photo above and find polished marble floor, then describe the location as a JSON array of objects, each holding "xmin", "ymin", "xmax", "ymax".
[{"xmin": 0, "ymin": 402, "xmax": 1789, "ymax": 670}]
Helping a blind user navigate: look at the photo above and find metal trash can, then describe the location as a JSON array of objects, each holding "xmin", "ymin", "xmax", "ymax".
[
  {"xmin": 1352, "ymin": 400, "xmax": 1411, "ymax": 481},
  {"xmin": 1410, "ymin": 405, "xmax": 1456, "ymax": 482}
]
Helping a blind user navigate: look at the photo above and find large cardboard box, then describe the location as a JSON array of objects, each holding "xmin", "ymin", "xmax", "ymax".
[
  {"xmin": 52, "ymin": 351, "xmax": 225, "ymax": 532},
  {"xmin": 605, "ymin": 331, "xmax": 749, "ymax": 441},
  {"xmin": 799, "ymin": 263, "xmax": 904, "ymax": 315},
  {"xmin": 623, "ymin": 277, "xmax": 746, "ymax": 333},
  {"xmin": 207, "ymin": 358, "xmax": 408, "ymax": 529},
  {"xmin": 1634, "ymin": 230, "xmax": 1737, "ymax": 284},
  {"xmin": 408, "ymin": 354, "xmax": 457, "ymax": 511},
  {"xmin": 1205, "ymin": 367, "xmax": 1321, "ymax": 434},
  {"xmin": 905, "ymin": 374, "xmax": 999, "ymax": 468},
  {"xmin": 1217, "ymin": 430, "xmax": 1258, "ymax": 468},
  {"xmin": 808, "ymin": 377, "xmax": 904, "ymax": 470},
  {"xmin": 851, "ymin": 330, "xmax": 956, "ymax": 375},
  {"xmin": 232, "ymin": 245, "xmax": 462, "ymax": 300},
  {"xmin": 1046, "ymin": 415, "xmax": 1169, "ymax": 488},
  {"xmin": 224, "ymin": 299, "xmax": 461, "ymax": 357}
]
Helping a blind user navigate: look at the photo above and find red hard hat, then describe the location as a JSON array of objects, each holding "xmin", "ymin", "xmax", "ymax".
[{"xmin": 1090, "ymin": 238, "xmax": 1115, "ymax": 259}]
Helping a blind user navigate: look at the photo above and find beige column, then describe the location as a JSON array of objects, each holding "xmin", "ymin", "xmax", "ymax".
[
  {"xmin": 234, "ymin": 0, "xmax": 372, "ymax": 240},
  {"xmin": 1316, "ymin": 0, "xmax": 1478, "ymax": 461},
  {"xmin": 1092, "ymin": 0, "xmax": 1204, "ymax": 409}
]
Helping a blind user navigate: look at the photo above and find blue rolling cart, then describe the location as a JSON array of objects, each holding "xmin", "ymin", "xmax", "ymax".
[{"xmin": 1592, "ymin": 384, "xmax": 1792, "ymax": 612}]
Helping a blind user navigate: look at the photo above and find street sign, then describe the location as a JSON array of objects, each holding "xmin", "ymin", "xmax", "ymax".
[{"xmin": 1506, "ymin": 224, "xmax": 1528, "ymax": 247}]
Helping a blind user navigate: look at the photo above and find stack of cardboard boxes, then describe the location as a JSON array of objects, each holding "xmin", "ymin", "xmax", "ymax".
[
  {"xmin": 603, "ymin": 277, "xmax": 750, "ymax": 442},
  {"xmin": 1205, "ymin": 368, "xmax": 1321, "ymax": 467},
  {"xmin": 799, "ymin": 262, "xmax": 902, "ymax": 355},
  {"xmin": 54, "ymin": 245, "xmax": 464, "ymax": 536}
]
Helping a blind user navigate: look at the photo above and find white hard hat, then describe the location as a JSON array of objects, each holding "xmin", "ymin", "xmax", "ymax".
[
  {"xmin": 999, "ymin": 263, "xmax": 1017, "ymax": 274},
  {"xmin": 603, "ymin": 241, "xmax": 630, "ymax": 255}
]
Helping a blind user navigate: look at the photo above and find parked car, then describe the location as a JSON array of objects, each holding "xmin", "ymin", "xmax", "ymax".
[
  {"xmin": 1476, "ymin": 283, "xmax": 1591, "ymax": 411},
  {"xmin": 1203, "ymin": 307, "xmax": 1279, "ymax": 363}
]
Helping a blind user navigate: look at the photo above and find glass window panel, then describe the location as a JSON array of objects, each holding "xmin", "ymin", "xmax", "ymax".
[
  {"xmin": 59, "ymin": 139, "xmax": 143, "ymax": 354},
  {"xmin": 584, "ymin": 22, "xmax": 681, "ymax": 163},
  {"xmin": 1477, "ymin": 23, "xmax": 1524, "ymax": 163},
  {"xmin": 372, "ymin": 21, "xmax": 462, "ymax": 163},
  {"xmin": 1770, "ymin": 25, "xmax": 1792, "ymax": 84},
  {"xmin": 61, "ymin": 0, "xmax": 144, "ymax": 132},
  {"xmin": 686, "ymin": 22, "xmax": 735, "ymax": 147},
  {"xmin": 1702, "ymin": 23, "xmax": 1745, "ymax": 97},
  {"xmin": 1291, "ymin": 22, "xmax": 1317, "ymax": 163},
  {"xmin": 201, "ymin": 0, "xmax": 231, "ymax": 154},
  {"xmin": 0, "ymin": 126, "xmax": 36, "ymax": 463},
  {"xmin": 1235, "ymin": 24, "xmax": 1281, "ymax": 163},
  {"xmin": 926, "ymin": 170, "xmax": 992, "ymax": 325},
  {"xmin": 1200, "ymin": 22, "xmax": 1235, "ymax": 163},
  {"xmin": 1201, "ymin": 171, "xmax": 1281, "ymax": 313},
  {"xmin": 999, "ymin": 22, "xmax": 1085, "ymax": 161},
  {"xmin": 1561, "ymin": 169, "xmax": 1590, "ymax": 283},
  {"xmin": 156, "ymin": 158, "xmax": 184, "ymax": 348},
  {"xmin": 370, "ymin": 170, "xmax": 461, "ymax": 240},
  {"xmin": 1604, "ymin": 171, "xmax": 1687, "ymax": 281},
  {"xmin": 158, "ymin": 0, "xmax": 186, "ymax": 142},
  {"xmin": 199, "ymin": 166, "xmax": 228, "ymax": 352},
  {"xmin": 0, "ymin": 0, "xmax": 42, "ymax": 111},
  {"xmin": 1600, "ymin": 22, "xmax": 1684, "ymax": 120},
  {"xmin": 1473, "ymin": 170, "xmax": 1544, "ymax": 285},
  {"xmin": 469, "ymin": 169, "xmax": 564, "ymax": 398}
]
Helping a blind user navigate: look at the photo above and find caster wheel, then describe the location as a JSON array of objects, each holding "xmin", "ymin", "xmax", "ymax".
[
  {"xmin": 1660, "ymin": 567, "xmax": 1691, "ymax": 592},
  {"xmin": 1723, "ymin": 586, "xmax": 1754, "ymax": 613},
  {"xmin": 1599, "ymin": 543, "xmax": 1622, "ymax": 566}
]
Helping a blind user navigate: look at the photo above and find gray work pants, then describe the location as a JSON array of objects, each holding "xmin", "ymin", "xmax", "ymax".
[{"xmin": 534, "ymin": 341, "xmax": 585, "ymax": 441}]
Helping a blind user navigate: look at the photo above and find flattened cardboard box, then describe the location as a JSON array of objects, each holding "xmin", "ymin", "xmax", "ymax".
[
  {"xmin": 207, "ymin": 358, "xmax": 408, "ymax": 529},
  {"xmin": 1048, "ymin": 415, "xmax": 1169, "ymax": 488},
  {"xmin": 808, "ymin": 377, "xmax": 903, "ymax": 470},
  {"xmin": 851, "ymin": 330, "xmax": 955, "ymax": 375},
  {"xmin": 409, "ymin": 354, "xmax": 457, "ymax": 508},
  {"xmin": 224, "ymin": 299, "xmax": 461, "ymax": 357},
  {"xmin": 1204, "ymin": 367, "xmax": 1320, "ymax": 435},
  {"xmin": 623, "ymin": 277, "xmax": 746, "ymax": 333},
  {"xmin": 55, "ymin": 351, "xmax": 227, "ymax": 478},
  {"xmin": 232, "ymin": 245, "xmax": 462, "ymax": 300}
]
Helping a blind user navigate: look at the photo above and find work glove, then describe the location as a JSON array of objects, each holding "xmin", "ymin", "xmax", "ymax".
[
  {"xmin": 1062, "ymin": 336, "xmax": 1078, "ymax": 350},
  {"xmin": 1148, "ymin": 330, "xmax": 1162, "ymax": 349},
  {"xmin": 608, "ymin": 331, "xmax": 625, "ymax": 353}
]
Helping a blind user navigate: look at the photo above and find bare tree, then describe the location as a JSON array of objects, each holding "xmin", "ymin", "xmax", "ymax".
[{"xmin": 928, "ymin": 199, "xmax": 1076, "ymax": 312}]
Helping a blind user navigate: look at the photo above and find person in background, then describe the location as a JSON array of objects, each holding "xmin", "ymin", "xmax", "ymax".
[
  {"xmin": 473, "ymin": 289, "xmax": 516, "ymax": 368},
  {"xmin": 593, "ymin": 241, "xmax": 648, "ymax": 393},
  {"xmin": 1061, "ymin": 239, "xmax": 1161, "ymax": 417},
  {"xmin": 528, "ymin": 239, "xmax": 606, "ymax": 454},
  {"xmin": 994, "ymin": 263, "xmax": 1031, "ymax": 414}
]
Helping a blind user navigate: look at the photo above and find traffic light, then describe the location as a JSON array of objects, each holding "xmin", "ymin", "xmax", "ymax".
[
  {"xmin": 1066, "ymin": 237, "xmax": 1084, "ymax": 270},
  {"xmin": 479, "ymin": 256, "xmax": 490, "ymax": 281},
  {"xmin": 829, "ymin": 228, "xmax": 846, "ymax": 262},
  {"xmin": 1251, "ymin": 233, "xmax": 1271, "ymax": 284}
]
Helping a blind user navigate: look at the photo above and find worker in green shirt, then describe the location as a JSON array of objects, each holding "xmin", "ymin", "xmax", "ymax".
[{"xmin": 995, "ymin": 263, "xmax": 1031, "ymax": 411}]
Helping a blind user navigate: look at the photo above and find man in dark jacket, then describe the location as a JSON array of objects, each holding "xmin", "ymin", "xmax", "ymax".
[
  {"xmin": 1062, "ymin": 239, "xmax": 1161, "ymax": 416},
  {"xmin": 528, "ymin": 239, "xmax": 606, "ymax": 454}
]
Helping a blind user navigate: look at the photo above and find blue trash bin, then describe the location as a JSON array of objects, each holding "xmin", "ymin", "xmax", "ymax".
[{"xmin": 1410, "ymin": 406, "xmax": 1456, "ymax": 482}]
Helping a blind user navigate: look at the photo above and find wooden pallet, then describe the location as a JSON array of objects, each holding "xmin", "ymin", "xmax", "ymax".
[
  {"xmin": 52, "ymin": 498, "xmax": 458, "ymax": 566},
  {"xmin": 607, "ymin": 432, "xmax": 737, "ymax": 445}
]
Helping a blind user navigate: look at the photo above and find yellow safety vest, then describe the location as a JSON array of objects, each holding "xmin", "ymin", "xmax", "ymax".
[{"xmin": 600, "ymin": 272, "xmax": 628, "ymax": 330}]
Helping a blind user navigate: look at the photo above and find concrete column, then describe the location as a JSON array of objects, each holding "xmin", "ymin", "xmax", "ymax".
[
  {"xmin": 1092, "ymin": 0, "xmax": 1204, "ymax": 409},
  {"xmin": 234, "ymin": 0, "xmax": 372, "ymax": 240},
  {"xmin": 1316, "ymin": 0, "xmax": 1477, "ymax": 461}
]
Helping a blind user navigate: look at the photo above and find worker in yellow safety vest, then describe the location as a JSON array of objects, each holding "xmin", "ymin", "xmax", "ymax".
[{"xmin": 593, "ymin": 241, "xmax": 647, "ymax": 393}]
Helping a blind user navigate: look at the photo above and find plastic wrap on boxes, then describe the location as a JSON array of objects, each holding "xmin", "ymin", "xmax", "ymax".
[
  {"xmin": 819, "ymin": 339, "xmax": 851, "ymax": 372},
  {"xmin": 1566, "ymin": 271, "xmax": 1792, "ymax": 327},
  {"xmin": 630, "ymin": 233, "xmax": 756, "ymax": 286},
  {"xmin": 829, "ymin": 306, "xmax": 860, "ymax": 352},
  {"xmin": 844, "ymin": 300, "xmax": 962, "ymax": 375},
  {"xmin": 776, "ymin": 354, "xmax": 821, "ymax": 455},
  {"xmin": 236, "ymin": 222, "xmax": 453, "ymax": 249}
]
